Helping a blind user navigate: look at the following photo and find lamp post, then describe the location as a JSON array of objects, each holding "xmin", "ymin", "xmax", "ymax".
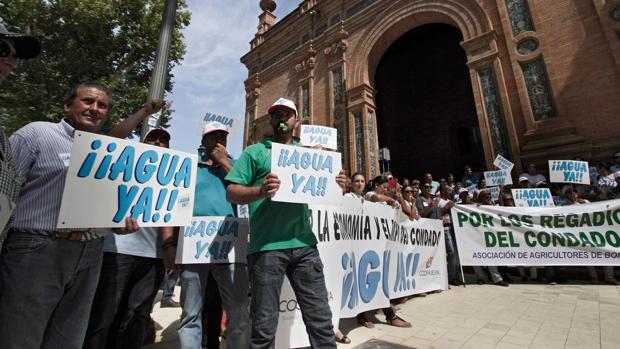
[{"xmin": 140, "ymin": 0, "xmax": 178, "ymax": 141}]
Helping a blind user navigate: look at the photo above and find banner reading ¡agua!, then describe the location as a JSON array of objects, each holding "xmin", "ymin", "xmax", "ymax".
[
  {"xmin": 57, "ymin": 132, "xmax": 198, "ymax": 228},
  {"xmin": 451, "ymin": 200, "xmax": 620, "ymax": 266},
  {"xmin": 278, "ymin": 197, "xmax": 448, "ymax": 348}
]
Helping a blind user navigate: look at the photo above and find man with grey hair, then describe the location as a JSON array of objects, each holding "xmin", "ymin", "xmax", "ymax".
[{"xmin": 0, "ymin": 78, "xmax": 164, "ymax": 349}]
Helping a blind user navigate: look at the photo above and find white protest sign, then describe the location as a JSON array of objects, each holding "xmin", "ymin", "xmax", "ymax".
[
  {"xmin": 176, "ymin": 216, "xmax": 249, "ymax": 264},
  {"xmin": 511, "ymin": 188, "xmax": 555, "ymax": 207},
  {"xmin": 270, "ymin": 143, "xmax": 343, "ymax": 205},
  {"xmin": 493, "ymin": 154, "xmax": 514, "ymax": 171},
  {"xmin": 484, "ymin": 170, "xmax": 513, "ymax": 186},
  {"xmin": 451, "ymin": 201, "xmax": 620, "ymax": 266},
  {"xmin": 549, "ymin": 160, "xmax": 590, "ymax": 185},
  {"xmin": 300, "ymin": 125, "xmax": 338, "ymax": 150},
  {"xmin": 485, "ymin": 186, "xmax": 501, "ymax": 201},
  {"xmin": 0, "ymin": 193, "xmax": 14, "ymax": 233},
  {"xmin": 57, "ymin": 132, "xmax": 198, "ymax": 228},
  {"xmin": 200, "ymin": 112, "xmax": 243, "ymax": 157}
]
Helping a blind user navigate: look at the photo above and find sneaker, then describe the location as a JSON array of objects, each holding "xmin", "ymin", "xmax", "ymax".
[
  {"xmin": 160, "ymin": 299, "xmax": 181, "ymax": 308},
  {"xmin": 494, "ymin": 280, "xmax": 509, "ymax": 287}
]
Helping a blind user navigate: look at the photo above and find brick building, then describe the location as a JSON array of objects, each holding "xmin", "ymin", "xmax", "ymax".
[{"xmin": 241, "ymin": 0, "xmax": 620, "ymax": 179}]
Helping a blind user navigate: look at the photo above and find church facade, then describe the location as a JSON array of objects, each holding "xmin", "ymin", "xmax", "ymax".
[{"xmin": 241, "ymin": 0, "xmax": 620, "ymax": 178}]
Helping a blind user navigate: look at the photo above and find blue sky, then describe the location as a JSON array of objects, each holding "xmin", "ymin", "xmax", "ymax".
[{"xmin": 166, "ymin": 0, "xmax": 298, "ymax": 157}]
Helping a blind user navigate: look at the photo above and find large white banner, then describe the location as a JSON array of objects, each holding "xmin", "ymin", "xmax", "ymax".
[
  {"xmin": 175, "ymin": 216, "xmax": 249, "ymax": 264},
  {"xmin": 451, "ymin": 201, "xmax": 620, "ymax": 266},
  {"xmin": 278, "ymin": 198, "xmax": 447, "ymax": 348},
  {"xmin": 57, "ymin": 132, "xmax": 198, "ymax": 228},
  {"xmin": 270, "ymin": 143, "xmax": 342, "ymax": 205}
]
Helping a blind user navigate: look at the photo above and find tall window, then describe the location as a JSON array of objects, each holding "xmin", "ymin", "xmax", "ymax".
[
  {"xmin": 301, "ymin": 82, "xmax": 310, "ymax": 119},
  {"xmin": 331, "ymin": 67, "xmax": 344, "ymax": 106}
]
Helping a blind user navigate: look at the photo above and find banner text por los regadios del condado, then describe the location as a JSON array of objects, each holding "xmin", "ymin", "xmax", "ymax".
[{"xmin": 455, "ymin": 208, "xmax": 620, "ymax": 248}]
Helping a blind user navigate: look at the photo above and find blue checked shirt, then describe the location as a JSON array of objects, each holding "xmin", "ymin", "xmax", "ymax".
[{"xmin": 9, "ymin": 120, "xmax": 100, "ymax": 239}]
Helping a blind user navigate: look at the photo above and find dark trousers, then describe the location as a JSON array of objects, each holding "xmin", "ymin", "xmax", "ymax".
[
  {"xmin": 83, "ymin": 252, "xmax": 165, "ymax": 349},
  {"xmin": 0, "ymin": 232, "xmax": 104, "ymax": 349},
  {"xmin": 248, "ymin": 246, "xmax": 336, "ymax": 349},
  {"xmin": 203, "ymin": 272, "xmax": 223, "ymax": 349}
]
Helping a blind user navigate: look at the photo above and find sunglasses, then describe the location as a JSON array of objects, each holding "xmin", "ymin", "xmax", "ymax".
[{"xmin": 0, "ymin": 39, "xmax": 17, "ymax": 59}]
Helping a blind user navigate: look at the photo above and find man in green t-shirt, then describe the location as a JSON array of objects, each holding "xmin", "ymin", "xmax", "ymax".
[{"xmin": 226, "ymin": 97, "xmax": 347, "ymax": 348}]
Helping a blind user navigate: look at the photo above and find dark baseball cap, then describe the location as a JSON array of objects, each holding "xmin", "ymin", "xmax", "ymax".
[{"xmin": 0, "ymin": 23, "xmax": 41, "ymax": 59}]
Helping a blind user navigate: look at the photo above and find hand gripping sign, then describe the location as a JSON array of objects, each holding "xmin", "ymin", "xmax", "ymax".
[
  {"xmin": 270, "ymin": 143, "xmax": 343, "ymax": 205},
  {"xmin": 57, "ymin": 132, "xmax": 197, "ymax": 228}
]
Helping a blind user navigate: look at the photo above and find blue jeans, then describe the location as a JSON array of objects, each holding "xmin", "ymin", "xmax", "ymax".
[
  {"xmin": 179, "ymin": 263, "xmax": 250, "ymax": 349},
  {"xmin": 248, "ymin": 246, "xmax": 336, "ymax": 349},
  {"xmin": 161, "ymin": 269, "xmax": 179, "ymax": 304},
  {"xmin": 0, "ymin": 232, "xmax": 103, "ymax": 349}
]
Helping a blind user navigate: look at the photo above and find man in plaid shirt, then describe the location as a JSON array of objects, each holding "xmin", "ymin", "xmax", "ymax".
[{"xmin": 0, "ymin": 23, "xmax": 41, "ymax": 252}]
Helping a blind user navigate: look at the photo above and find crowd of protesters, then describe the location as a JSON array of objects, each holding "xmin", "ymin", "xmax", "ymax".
[
  {"xmin": 343, "ymin": 160, "xmax": 620, "ymax": 288},
  {"xmin": 2, "ymin": 24, "xmax": 620, "ymax": 349}
]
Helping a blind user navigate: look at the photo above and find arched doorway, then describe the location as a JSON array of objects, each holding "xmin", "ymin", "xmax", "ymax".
[{"xmin": 374, "ymin": 23, "xmax": 485, "ymax": 181}]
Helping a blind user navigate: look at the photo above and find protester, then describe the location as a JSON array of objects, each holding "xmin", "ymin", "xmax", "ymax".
[
  {"xmin": 611, "ymin": 151, "xmax": 620, "ymax": 173},
  {"xmin": 423, "ymin": 172, "xmax": 440, "ymax": 194},
  {"xmin": 462, "ymin": 165, "xmax": 483, "ymax": 189},
  {"xmin": 346, "ymin": 172, "xmax": 366, "ymax": 200},
  {"xmin": 83, "ymin": 128, "xmax": 172, "ymax": 349},
  {"xmin": 417, "ymin": 182, "xmax": 438, "ymax": 218},
  {"xmin": 0, "ymin": 23, "xmax": 41, "ymax": 253},
  {"xmin": 402, "ymin": 185, "xmax": 420, "ymax": 220},
  {"xmin": 519, "ymin": 163, "xmax": 546, "ymax": 187},
  {"xmin": 163, "ymin": 120, "xmax": 251, "ymax": 349},
  {"xmin": 436, "ymin": 184, "xmax": 463, "ymax": 285},
  {"xmin": 473, "ymin": 190, "xmax": 509, "ymax": 286},
  {"xmin": 225, "ymin": 97, "xmax": 347, "ymax": 348},
  {"xmin": 0, "ymin": 81, "xmax": 162, "ymax": 348}
]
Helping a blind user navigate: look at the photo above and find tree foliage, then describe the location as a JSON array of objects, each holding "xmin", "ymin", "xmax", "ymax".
[{"xmin": 0, "ymin": 0, "xmax": 191, "ymax": 135}]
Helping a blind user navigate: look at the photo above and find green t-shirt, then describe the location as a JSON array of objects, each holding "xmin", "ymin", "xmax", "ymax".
[{"xmin": 225, "ymin": 138, "xmax": 317, "ymax": 254}]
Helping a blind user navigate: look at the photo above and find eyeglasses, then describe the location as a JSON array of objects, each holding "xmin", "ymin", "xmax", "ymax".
[
  {"xmin": 404, "ymin": 190, "xmax": 413, "ymax": 193},
  {"xmin": 0, "ymin": 39, "xmax": 16, "ymax": 59}
]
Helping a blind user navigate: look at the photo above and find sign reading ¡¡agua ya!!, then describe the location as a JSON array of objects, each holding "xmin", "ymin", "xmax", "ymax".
[
  {"xmin": 277, "ymin": 198, "xmax": 448, "ymax": 348},
  {"xmin": 57, "ymin": 132, "xmax": 198, "ymax": 228},
  {"xmin": 451, "ymin": 200, "xmax": 620, "ymax": 266},
  {"xmin": 270, "ymin": 143, "xmax": 343, "ymax": 205},
  {"xmin": 175, "ymin": 216, "xmax": 249, "ymax": 264}
]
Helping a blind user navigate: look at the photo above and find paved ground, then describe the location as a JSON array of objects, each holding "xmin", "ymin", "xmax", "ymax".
[{"xmin": 145, "ymin": 278, "xmax": 620, "ymax": 349}]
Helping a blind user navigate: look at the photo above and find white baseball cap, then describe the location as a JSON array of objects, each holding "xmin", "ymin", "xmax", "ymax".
[
  {"xmin": 202, "ymin": 121, "xmax": 229, "ymax": 136},
  {"xmin": 268, "ymin": 97, "xmax": 298, "ymax": 117}
]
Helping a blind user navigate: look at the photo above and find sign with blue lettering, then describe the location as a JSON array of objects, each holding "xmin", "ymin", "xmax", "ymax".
[
  {"xmin": 176, "ymin": 216, "xmax": 249, "ymax": 264},
  {"xmin": 484, "ymin": 169, "xmax": 513, "ymax": 186},
  {"xmin": 300, "ymin": 125, "xmax": 338, "ymax": 150},
  {"xmin": 486, "ymin": 186, "xmax": 501, "ymax": 201},
  {"xmin": 549, "ymin": 160, "xmax": 590, "ymax": 185},
  {"xmin": 57, "ymin": 132, "xmax": 197, "ymax": 228},
  {"xmin": 200, "ymin": 112, "xmax": 242, "ymax": 156},
  {"xmin": 511, "ymin": 188, "xmax": 555, "ymax": 207},
  {"xmin": 270, "ymin": 143, "xmax": 343, "ymax": 204},
  {"xmin": 493, "ymin": 154, "xmax": 514, "ymax": 171}
]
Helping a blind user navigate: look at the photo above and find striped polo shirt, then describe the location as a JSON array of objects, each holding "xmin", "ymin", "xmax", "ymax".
[{"xmin": 9, "ymin": 119, "xmax": 78, "ymax": 231}]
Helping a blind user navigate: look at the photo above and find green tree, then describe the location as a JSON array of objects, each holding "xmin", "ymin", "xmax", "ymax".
[{"xmin": 0, "ymin": 0, "xmax": 191, "ymax": 135}]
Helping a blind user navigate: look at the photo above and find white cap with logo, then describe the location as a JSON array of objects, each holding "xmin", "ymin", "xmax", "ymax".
[
  {"xmin": 202, "ymin": 121, "xmax": 229, "ymax": 136},
  {"xmin": 268, "ymin": 97, "xmax": 298, "ymax": 117}
]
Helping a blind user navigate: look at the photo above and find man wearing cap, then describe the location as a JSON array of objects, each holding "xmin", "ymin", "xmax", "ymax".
[
  {"xmin": 0, "ymin": 80, "xmax": 164, "ymax": 349},
  {"xmin": 163, "ymin": 120, "xmax": 250, "ymax": 349},
  {"xmin": 226, "ymin": 97, "xmax": 348, "ymax": 348},
  {"xmin": 83, "ymin": 128, "xmax": 173, "ymax": 349},
  {"xmin": 519, "ymin": 163, "xmax": 546, "ymax": 187},
  {"xmin": 0, "ymin": 23, "xmax": 41, "ymax": 253}
]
